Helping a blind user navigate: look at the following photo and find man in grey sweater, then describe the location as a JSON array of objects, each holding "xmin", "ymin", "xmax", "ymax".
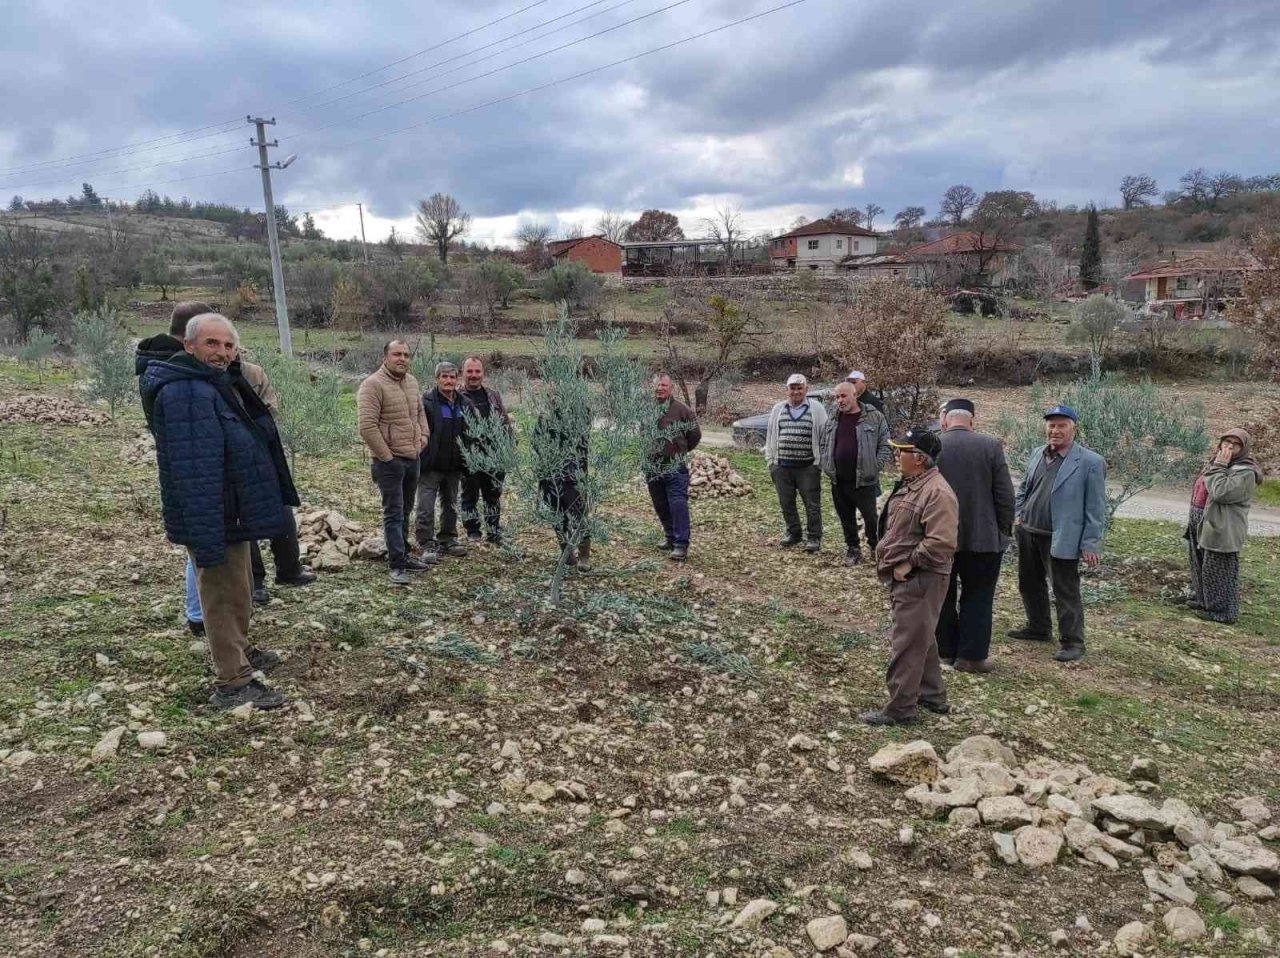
[{"xmin": 764, "ymin": 373, "xmax": 828, "ymax": 552}]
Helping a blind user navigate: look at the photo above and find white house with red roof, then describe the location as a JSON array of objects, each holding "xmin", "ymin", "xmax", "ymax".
[{"xmin": 769, "ymin": 218, "xmax": 879, "ymax": 270}]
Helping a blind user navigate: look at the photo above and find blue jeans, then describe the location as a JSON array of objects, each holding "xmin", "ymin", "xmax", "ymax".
[
  {"xmin": 646, "ymin": 464, "xmax": 691, "ymax": 547},
  {"xmin": 185, "ymin": 557, "xmax": 203, "ymax": 624}
]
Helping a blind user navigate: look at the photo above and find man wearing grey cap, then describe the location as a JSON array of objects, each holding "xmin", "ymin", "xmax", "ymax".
[
  {"xmin": 1010, "ymin": 404, "xmax": 1107, "ymax": 662},
  {"xmin": 935, "ymin": 398, "xmax": 1015, "ymax": 672},
  {"xmin": 765, "ymin": 373, "xmax": 828, "ymax": 551}
]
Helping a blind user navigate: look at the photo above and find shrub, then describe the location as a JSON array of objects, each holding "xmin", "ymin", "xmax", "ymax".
[
  {"xmin": 539, "ymin": 261, "xmax": 603, "ymax": 314},
  {"xmin": 72, "ymin": 307, "xmax": 134, "ymax": 417},
  {"xmin": 1066, "ymin": 294, "xmax": 1128, "ymax": 360},
  {"xmin": 253, "ymin": 351, "xmax": 354, "ymax": 473},
  {"xmin": 18, "ymin": 327, "xmax": 57, "ymax": 383}
]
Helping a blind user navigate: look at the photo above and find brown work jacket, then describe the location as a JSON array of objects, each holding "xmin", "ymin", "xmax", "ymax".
[{"xmin": 875, "ymin": 467, "xmax": 959, "ymax": 578}]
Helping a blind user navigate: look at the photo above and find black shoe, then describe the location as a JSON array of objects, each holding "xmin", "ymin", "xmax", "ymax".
[
  {"xmin": 670, "ymin": 545, "xmax": 688, "ymax": 561},
  {"xmin": 1194, "ymin": 610, "xmax": 1234, "ymax": 624},
  {"xmin": 1054, "ymin": 645, "xmax": 1086, "ymax": 662},
  {"xmin": 844, "ymin": 550, "xmax": 862, "ymax": 567},
  {"xmin": 209, "ymin": 678, "xmax": 287, "ymax": 711},
  {"xmin": 804, "ymin": 539, "xmax": 821, "ymax": 554},
  {"xmin": 444, "ymin": 542, "xmax": 469, "ymax": 558},
  {"xmin": 1007, "ymin": 627, "xmax": 1051, "ymax": 642},
  {"xmin": 251, "ymin": 587, "xmax": 270, "ymax": 605},
  {"xmin": 388, "ymin": 569, "xmax": 412, "ymax": 586},
  {"xmin": 247, "ymin": 647, "xmax": 281, "ymax": 673},
  {"xmin": 487, "ymin": 531, "xmax": 504, "ymax": 546},
  {"xmin": 277, "ymin": 569, "xmax": 317, "ymax": 587},
  {"xmin": 466, "ymin": 532, "xmax": 483, "ymax": 543},
  {"xmin": 1186, "ymin": 600, "xmax": 1204, "ymax": 611},
  {"xmin": 779, "ymin": 534, "xmax": 802, "ymax": 548},
  {"xmin": 187, "ymin": 619, "xmax": 205, "ymax": 636},
  {"xmin": 920, "ymin": 700, "xmax": 951, "ymax": 715},
  {"xmin": 860, "ymin": 709, "xmax": 918, "ymax": 727},
  {"xmin": 404, "ymin": 555, "xmax": 433, "ymax": 572},
  {"xmin": 659, "ymin": 540, "xmax": 675, "ymax": 553}
]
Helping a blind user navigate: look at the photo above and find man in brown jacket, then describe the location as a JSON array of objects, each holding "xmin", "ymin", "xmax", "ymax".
[
  {"xmin": 357, "ymin": 340, "xmax": 430, "ymax": 585},
  {"xmin": 645, "ymin": 373, "xmax": 702, "ymax": 561},
  {"xmin": 864, "ymin": 427, "xmax": 959, "ymax": 726}
]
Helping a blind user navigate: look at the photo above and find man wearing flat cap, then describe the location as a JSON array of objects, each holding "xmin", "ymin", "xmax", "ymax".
[
  {"xmin": 1010, "ymin": 405, "xmax": 1107, "ymax": 662},
  {"xmin": 765, "ymin": 373, "xmax": 828, "ymax": 551},
  {"xmin": 863, "ymin": 427, "xmax": 958, "ymax": 726},
  {"xmin": 935, "ymin": 399, "xmax": 1015, "ymax": 673}
]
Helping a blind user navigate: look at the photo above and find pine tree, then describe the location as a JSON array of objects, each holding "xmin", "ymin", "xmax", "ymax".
[{"xmin": 1079, "ymin": 205, "xmax": 1102, "ymax": 290}]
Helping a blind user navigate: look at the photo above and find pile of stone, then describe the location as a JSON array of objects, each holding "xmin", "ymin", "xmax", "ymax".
[
  {"xmin": 295, "ymin": 507, "xmax": 385, "ymax": 570},
  {"xmin": 687, "ymin": 452, "xmax": 752, "ymax": 499},
  {"xmin": 869, "ymin": 736, "xmax": 1277, "ymax": 944},
  {"xmin": 121, "ymin": 431, "xmax": 156, "ymax": 465},
  {"xmin": 0, "ymin": 394, "xmax": 108, "ymax": 426}
]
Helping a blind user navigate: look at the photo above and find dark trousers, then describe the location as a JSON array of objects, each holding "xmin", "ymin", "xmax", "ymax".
[
  {"xmin": 249, "ymin": 509, "xmax": 303, "ymax": 587},
  {"xmin": 461, "ymin": 471, "xmax": 504, "ymax": 538},
  {"xmin": 371, "ymin": 455, "xmax": 420, "ymax": 571},
  {"xmin": 936, "ymin": 550, "xmax": 1003, "ymax": 661},
  {"xmin": 885, "ymin": 571, "xmax": 949, "ymax": 718},
  {"xmin": 1017, "ymin": 526, "xmax": 1085, "ymax": 648},
  {"xmin": 540, "ymin": 476, "xmax": 588, "ymax": 554},
  {"xmin": 831, "ymin": 478, "xmax": 878, "ymax": 553},
  {"xmin": 771, "ymin": 463, "xmax": 822, "ymax": 540},
  {"xmin": 415, "ymin": 469, "xmax": 463, "ymax": 548},
  {"xmin": 646, "ymin": 464, "xmax": 691, "ymax": 547}
]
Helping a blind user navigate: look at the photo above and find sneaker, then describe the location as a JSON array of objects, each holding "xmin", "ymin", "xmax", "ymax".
[
  {"xmin": 277, "ymin": 569, "xmax": 317, "ymax": 587},
  {"xmin": 444, "ymin": 542, "xmax": 469, "ymax": 558},
  {"xmin": 251, "ymin": 586, "xmax": 270, "ymax": 606},
  {"xmin": 467, "ymin": 532, "xmax": 483, "ymax": 543},
  {"xmin": 859, "ymin": 709, "xmax": 917, "ymax": 727},
  {"xmin": 1054, "ymin": 645, "xmax": 1086, "ymax": 662},
  {"xmin": 209, "ymin": 678, "xmax": 287, "ymax": 711},
  {"xmin": 658, "ymin": 540, "xmax": 675, "ymax": 553},
  {"xmin": 954, "ymin": 658, "xmax": 994, "ymax": 674},
  {"xmin": 247, "ymin": 647, "xmax": 281, "ymax": 673},
  {"xmin": 404, "ymin": 555, "xmax": 433, "ymax": 572},
  {"xmin": 920, "ymin": 700, "xmax": 951, "ymax": 715},
  {"xmin": 670, "ymin": 545, "xmax": 688, "ymax": 562},
  {"xmin": 388, "ymin": 568, "xmax": 412, "ymax": 586},
  {"xmin": 779, "ymin": 534, "xmax": 802, "ymax": 548},
  {"xmin": 420, "ymin": 548, "xmax": 441, "ymax": 564},
  {"xmin": 187, "ymin": 619, "xmax": 205, "ymax": 636},
  {"xmin": 804, "ymin": 539, "xmax": 821, "ymax": 554},
  {"xmin": 844, "ymin": 550, "xmax": 862, "ymax": 567},
  {"xmin": 1007, "ymin": 627, "xmax": 1051, "ymax": 642}
]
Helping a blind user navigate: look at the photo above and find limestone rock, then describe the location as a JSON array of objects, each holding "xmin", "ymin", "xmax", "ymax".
[
  {"xmin": 1142, "ymin": 868, "xmax": 1196, "ymax": 906},
  {"xmin": 992, "ymin": 832, "xmax": 1019, "ymax": 865},
  {"xmin": 1015, "ymin": 826, "xmax": 1064, "ymax": 868},
  {"xmin": 788, "ymin": 733, "xmax": 819, "ymax": 752},
  {"xmin": 945, "ymin": 734, "xmax": 1016, "ymax": 768},
  {"xmin": 730, "ymin": 898, "xmax": 778, "ymax": 929},
  {"xmin": 1236, "ymin": 875, "xmax": 1276, "ymax": 901},
  {"xmin": 136, "ymin": 730, "xmax": 167, "ymax": 751},
  {"xmin": 1128, "ymin": 757, "xmax": 1159, "ymax": 783},
  {"xmin": 843, "ymin": 933, "xmax": 880, "ymax": 953},
  {"xmin": 91, "ymin": 725, "xmax": 127, "ymax": 763},
  {"xmin": 1161, "ymin": 907, "xmax": 1206, "ymax": 943},
  {"xmin": 867, "ymin": 740, "xmax": 939, "ymax": 785},
  {"xmin": 1063, "ymin": 818, "xmax": 1103, "ymax": 853},
  {"xmin": 948, "ymin": 807, "xmax": 981, "ymax": 830},
  {"xmin": 1211, "ymin": 839, "xmax": 1280, "ymax": 878},
  {"xmin": 1113, "ymin": 920, "xmax": 1152, "ymax": 956},
  {"xmin": 806, "ymin": 915, "xmax": 849, "ymax": 951},
  {"xmin": 979, "ymin": 795, "xmax": 1036, "ymax": 828},
  {"xmin": 1234, "ymin": 796, "xmax": 1272, "ymax": 826},
  {"xmin": 1187, "ymin": 844, "xmax": 1225, "ymax": 884}
]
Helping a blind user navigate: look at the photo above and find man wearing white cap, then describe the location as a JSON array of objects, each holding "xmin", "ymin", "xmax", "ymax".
[
  {"xmin": 846, "ymin": 370, "xmax": 885, "ymax": 414},
  {"xmin": 765, "ymin": 374, "xmax": 828, "ymax": 551}
]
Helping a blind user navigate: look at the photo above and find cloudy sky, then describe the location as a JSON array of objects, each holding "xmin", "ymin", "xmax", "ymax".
[{"xmin": 2, "ymin": 0, "xmax": 1278, "ymax": 246}]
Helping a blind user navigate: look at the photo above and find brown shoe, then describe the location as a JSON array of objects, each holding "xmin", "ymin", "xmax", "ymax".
[{"xmin": 954, "ymin": 658, "xmax": 994, "ymax": 674}]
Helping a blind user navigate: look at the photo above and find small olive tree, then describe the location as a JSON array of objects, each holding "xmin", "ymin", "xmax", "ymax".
[
  {"xmin": 18, "ymin": 327, "xmax": 56, "ymax": 383},
  {"xmin": 1067, "ymin": 294, "xmax": 1128, "ymax": 360},
  {"xmin": 73, "ymin": 306, "xmax": 135, "ymax": 417},
  {"xmin": 254, "ymin": 351, "xmax": 355, "ymax": 476},
  {"xmin": 999, "ymin": 360, "xmax": 1208, "ymax": 523},
  {"xmin": 462, "ymin": 310, "xmax": 677, "ymax": 606}
]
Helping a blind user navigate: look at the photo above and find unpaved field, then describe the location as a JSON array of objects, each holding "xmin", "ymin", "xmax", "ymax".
[{"xmin": 1, "ymin": 369, "xmax": 1278, "ymax": 958}]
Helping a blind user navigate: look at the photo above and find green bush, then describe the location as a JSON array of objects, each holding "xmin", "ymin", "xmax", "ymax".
[
  {"xmin": 1066, "ymin": 294, "xmax": 1128, "ymax": 359},
  {"xmin": 72, "ymin": 307, "xmax": 134, "ymax": 417},
  {"xmin": 538, "ymin": 261, "xmax": 603, "ymax": 313},
  {"xmin": 18, "ymin": 327, "xmax": 56, "ymax": 383},
  {"xmin": 253, "ymin": 351, "xmax": 354, "ymax": 473}
]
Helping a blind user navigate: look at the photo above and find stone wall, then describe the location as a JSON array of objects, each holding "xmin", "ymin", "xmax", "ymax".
[{"xmin": 619, "ymin": 273, "xmax": 863, "ymax": 302}]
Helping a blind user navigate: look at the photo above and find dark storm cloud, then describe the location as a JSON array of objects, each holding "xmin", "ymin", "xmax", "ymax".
[{"xmin": 2, "ymin": 0, "xmax": 1278, "ymax": 239}]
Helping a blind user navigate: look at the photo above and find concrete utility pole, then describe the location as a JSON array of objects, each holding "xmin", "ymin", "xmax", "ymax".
[
  {"xmin": 357, "ymin": 202, "xmax": 370, "ymax": 264},
  {"xmin": 248, "ymin": 116, "xmax": 293, "ymax": 357}
]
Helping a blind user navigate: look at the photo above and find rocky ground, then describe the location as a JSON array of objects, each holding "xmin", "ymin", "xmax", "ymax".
[{"xmin": 1, "ymin": 362, "xmax": 1278, "ymax": 958}]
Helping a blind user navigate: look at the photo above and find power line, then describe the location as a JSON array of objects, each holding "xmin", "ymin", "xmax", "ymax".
[
  {"xmin": 0, "ymin": 118, "xmax": 245, "ymax": 177},
  {"xmin": 0, "ymin": 143, "xmax": 250, "ymax": 192}
]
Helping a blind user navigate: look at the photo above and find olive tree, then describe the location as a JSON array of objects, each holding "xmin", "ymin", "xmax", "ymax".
[
  {"xmin": 254, "ymin": 351, "xmax": 355, "ymax": 477},
  {"xmin": 73, "ymin": 307, "xmax": 135, "ymax": 417},
  {"xmin": 1067, "ymin": 294, "xmax": 1128, "ymax": 361}
]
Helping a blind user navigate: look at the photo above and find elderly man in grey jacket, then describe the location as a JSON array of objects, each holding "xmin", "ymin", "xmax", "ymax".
[
  {"xmin": 819, "ymin": 381, "xmax": 890, "ymax": 565},
  {"xmin": 1009, "ymin": 404, "xmax": 1107, "ymax": 662},
  {"xmin": 934, "ymin": 399, "xmax": 1015, "ymax": 672},
  {"xmin": 765, "ymin": 374, "xmax": 829, "ymax": 551}
]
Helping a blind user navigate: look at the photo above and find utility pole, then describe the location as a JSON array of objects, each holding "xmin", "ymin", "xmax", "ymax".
[
  {"xmin": 357, "ymin": 202, "xmax": 370, "ymax": 264},
  {"xmin": 248, "ymin": 116, "xmax": 293, "ymax": 357}
]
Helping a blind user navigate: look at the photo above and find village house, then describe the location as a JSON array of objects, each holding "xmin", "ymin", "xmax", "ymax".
[
  {"xmin": 769, "ymin": 218, "xmax": 879, "ymax": 270},
  {"xmin": 547, "ymin": 235, "xmax": 623, "ymax": 274},
  {"xmin": 1124, "ymin": 251, "xmax": 1262, "ymax": 318}
]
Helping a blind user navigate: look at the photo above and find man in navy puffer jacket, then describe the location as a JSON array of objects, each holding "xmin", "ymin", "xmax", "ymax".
[{"xmin": 140, "ymin": 313, "xmax": 291, "ymax": 710}]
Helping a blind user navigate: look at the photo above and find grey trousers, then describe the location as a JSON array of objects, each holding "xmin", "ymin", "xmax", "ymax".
[
  {"xmin": 415, "ymin": 468, "xmax": 462, "ymax": 548},
  {"xmin": 771, "ymin": 463, "xmax": 823, "ymax": 540}
]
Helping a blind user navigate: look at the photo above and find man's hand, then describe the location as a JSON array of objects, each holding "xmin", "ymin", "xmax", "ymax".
[
  {"xmin": 893, "ymin": 561, "xmax": 912, "ymax": 582},
  {"xmin": 1082, "ymin": 551, "xmax": 1100, "ymax": 568},
  {"xmin": 1213, "ymin": 447, "xmax": 1232, "ymax": 466}
]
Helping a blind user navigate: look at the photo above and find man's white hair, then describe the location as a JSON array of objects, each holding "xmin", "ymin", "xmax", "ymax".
[
  {"xmin": 944, "ymin": 409, "xmax": 974, "ymax": 425},
  {"xmin": 184, "ymin": 312, "xmax": 239, "ymax": 345}
]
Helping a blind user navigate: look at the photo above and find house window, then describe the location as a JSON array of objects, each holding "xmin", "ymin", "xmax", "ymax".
[
  {"xmin": 836, "ymin": 240, "xmax": 843, "ymax": 249},
  {"xmin": 807, "ymin": 240, "xmax": 819, "ymax": 250}
]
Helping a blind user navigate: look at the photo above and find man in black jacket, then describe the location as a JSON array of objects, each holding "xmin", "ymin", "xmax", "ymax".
[
  {"xmin": 135, "ymin": 301, "xmax": 211, "ymax": 375},
  {"xmin": 934, "ymin": 399, "xmax": 1016, "ymax": 673},
  {"xmin": 415, "ymin": 361, "xmax": 474, "ymax": 561},
  {"xmin": 459, "ymin": 356, "xmax": 514, "ymax": 545}
]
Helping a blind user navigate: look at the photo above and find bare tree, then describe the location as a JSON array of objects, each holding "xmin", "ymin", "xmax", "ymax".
[
  {"xmin": 893, "ymin": 206, "xmax": 926, "ymax": 229},
  {"xmin": 701, "ymin": 203, "xmax": 744, "ymax": 272},
  {"xmin": 828, "ymin": 207, "xmax": 863, "ymax": 226},
  {"xmin": 789, "ymin": 215, "xmax": 810, "ymax": 231},
  {"xmin": 414, "ymin": 192, "xmax": 471, "ymax": 263},
  {"xmin": 560, "ymin": 221, "xmax": 585, "ymax": 240},
  {"xmin": 595, "ymin": 210, "xmax": 631, "ymax": 244},
  {"xmin": 1119, "ymin": 174, "xmax": 1159, "ymax": 210},
  {"xmin": 862, "ymin": 203, "xmax": 885, "ymax": 230},
  {"xmin": 1020, "ymin": 243, "xmax": 1073, "ymax": 305},
  {"xmin": 970, "ymin": 190, "xmax": 1039, "ymax": 280},
  {"xmin": 1208, "ymin": 172, "xmax": 1243, "ymax": 207},
  {"xmin": 1178, "ymin": 168, "xmax": 1212, "ymax": 208},
  {"xmin": 515, "ymin": 221, "xmax": 553, "ymax": 270},
  {"xmin": 939, "ymin": 184, "xmax": 978, "ymax": 225}
]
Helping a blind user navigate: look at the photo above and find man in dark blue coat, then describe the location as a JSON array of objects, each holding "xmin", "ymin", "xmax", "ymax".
[{"xmin": 140, "ymin": 313, "xmax": 292, "ymax": 710}]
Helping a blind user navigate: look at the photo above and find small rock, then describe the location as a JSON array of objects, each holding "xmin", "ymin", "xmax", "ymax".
[
  {"xmin": 1234, "ymin": 797, "xmax": 1272, "ymax": 826},
  {"xmin": 843, "ymin": 933, "xmax": 880, "ymax": 952},
  {"xmin": 526, "ymin": 781, "xmax": 557, "ymax": 803},
  {"xmin": 1162, "ymin": 906, "xmax": 1206, "ymax": 943},
  {"xmin": 897, "ymin": 825, "xmax": 915, "ymax": 847},
  {"xmin": 867, "ymin": 740, "xmax": 940, "ymax": 785},
  {"xmin": 136, "ymin": 731, "xmax": 167, "ymax": 751},
  {"xmin": 90, "ymin": 726, "xmax": 127, "ymax": 763},
  {"xmin": 565, "ymin": 868, "xmax": 587, "ymax": 886},
  {"xmin": 4, "ymin": 750, "xmax": 37, "ymax": 768},
  {"xmin": 1211, "ymin": 839, "xmax": 1280, "ymax": 878},
  {"xmin": 1113, "ymin": 920, "xmax": 1152, "ymax": 956},
  {"xmin": 1142, "ymin": 867, "xmax": 1196, "ymax": 906},
  {"xmin": 948, "ymin": 807, "xmax": 981, "ymax": 830},
  {"xmin": 1236, "ymin": 875, "xmax": 1276, "ymax": 901},
  {"xmin": 1063, "ymin": 818, "xmax": 1103, "ymax": 853},
  {"xmin": 842, "ymin": 848, "xmax": 873, "ymax": 870},
  {"xmin": 1015, "ymin": 826, "xmax": 1064, "ymax": 868},
  {"xmin": 945, "ymin": 734, "xmax": 1017, "ymax": 767},
  {"xmin": 539, "ymin": 932, "xmax": 571, "ymax": 947},
  {"xmin": 730, "ymin": 898, "xmax": 778, "ymax": 929},
  {"xmin": 979, "ymin": 795, "xmax": 1035, "ymax": 829},
  {"xmin": 806, "ymin": 915, "xmax": 849, "ymax": 951},
  {"xmin": 788, "ymin": 733, "xmax": 819, "ymax": 752},
  {"xmin": 1050, "ymin": 929, "xmax": 1069, "ymax": 948},
  {"xmin": 992, "ymin": 832, "xmax": 1019, "ymax": 865},
  {"xmin": 581, "ymin": 918, "xmax": 607, "ymax": 933},
  {"xmin": 1128, "ymin": 757, "xmax": 1159, "ymax": 783},
  {"xmin": 1075, "ymin": 914, "xmax": 1093, "ymax": 932},
  {"xmin": 591, "ymin": 934, "xmax": 629, "ymax": 949}
]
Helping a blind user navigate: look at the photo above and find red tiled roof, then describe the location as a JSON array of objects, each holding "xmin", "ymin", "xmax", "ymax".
[
  {"xmin": 903, "ymin": 231, "xmax": 1021, "ymax": 257},
  {"xmin": 1125, "ymin": 252, "xmax": 1262, "ymax": 281},
  {"xmin": 774, "ymin": 217, "xmax": 878, "ymax": 240}
]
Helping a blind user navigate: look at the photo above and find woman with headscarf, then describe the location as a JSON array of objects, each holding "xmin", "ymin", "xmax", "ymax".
[{"xmin": 1184, "ymin": 428, "xmax": 1264, "ymax": 624}]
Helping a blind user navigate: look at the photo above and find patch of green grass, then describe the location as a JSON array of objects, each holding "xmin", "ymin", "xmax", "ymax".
[{"xmin": 1255, "ymin": 480, "xmax": 1280, "ymax": 507}]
